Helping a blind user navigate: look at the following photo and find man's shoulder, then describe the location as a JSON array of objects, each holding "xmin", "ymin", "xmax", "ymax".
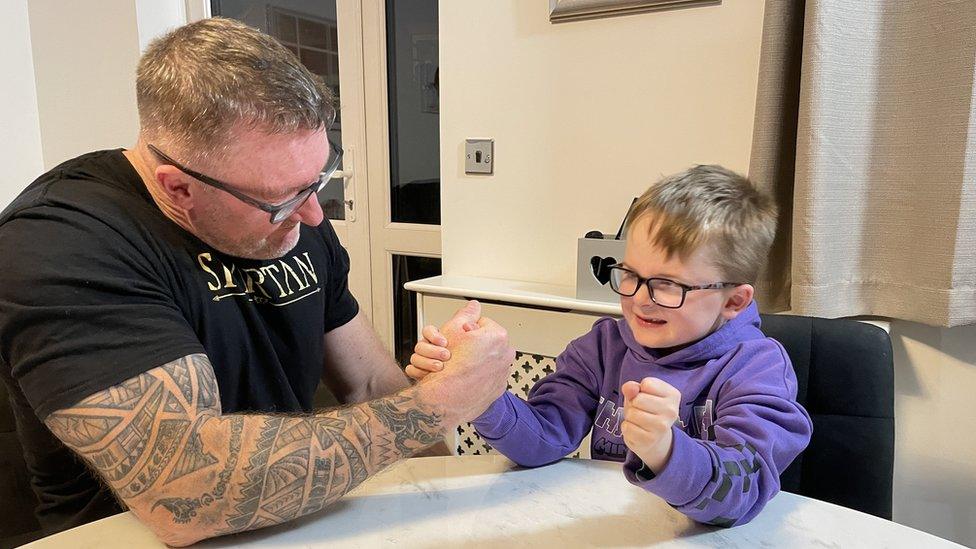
[
  {"xmin": 294, "ymin": 220, "xmax": 351, "ymax": 275},
  {"xmin": 1, "ymin": 149, "xmax": 142, "ymax": 224},
  {"xmin": 302, "ymin": 218, "xmax": 344, "ymax": 251},
  {"xmin": 0, "ymin": 149, "xmax": 160, "ymax": 241},
  {"xmin": 0, "ymin": 149, "xmax": 178, "ymax": 282}
]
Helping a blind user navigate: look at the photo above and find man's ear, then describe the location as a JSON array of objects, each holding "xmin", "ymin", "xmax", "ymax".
[
  {"xmin": 721, "ymin": 283, "xmax": 754, "ymax": 321},
  {"xmin": 155, "ymin": 165, "xmax": 195, "ymax": 209}
]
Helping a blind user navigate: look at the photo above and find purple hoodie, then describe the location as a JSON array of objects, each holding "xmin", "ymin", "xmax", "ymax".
[{"xmin": 472, "ymin": 301, "xmax": 812, "ymax": 527}]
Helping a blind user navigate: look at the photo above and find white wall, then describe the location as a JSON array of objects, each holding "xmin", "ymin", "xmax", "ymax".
[
  {"xmin": 440, "ymin": 0, "xmax": 765, "ymax": 287},
  {"xmin": 135, "ymin": 0, "xmax": 189, "ymax": 52},
  {"xmin": 891, "ymin": 321, "xmax": 976, "ymax": 546},
  {"xmin": 0, "ymin": 0, "xmax": 44, "ymax": 210},
  {"xmin": 440, "ymin": 2, "xmax": 976, "ymax": 547},
  {"xmin": 1, "ymin": 1, "xmax": 176, "ymax": 208},
  {"xmin": 27, "ymin": 0, "xmax": 142, "ymax": 170}
]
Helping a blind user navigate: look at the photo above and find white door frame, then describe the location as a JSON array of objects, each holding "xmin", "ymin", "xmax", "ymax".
[
  {"xmin": 361, "ymin": 0, "xmax": 441, "ymax": 351},
  {"xmin": 332, "ymin": 0, "xmax": 375, "ymax": 319}
]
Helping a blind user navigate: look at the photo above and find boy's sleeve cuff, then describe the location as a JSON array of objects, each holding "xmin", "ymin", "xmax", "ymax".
[
  {"xmin": 623, "ymin": 425, "xmax": 713, "ymax": 507},
  {"xmin": 471, "ymin": 393, "xmax": 518, "ymax": 439}
]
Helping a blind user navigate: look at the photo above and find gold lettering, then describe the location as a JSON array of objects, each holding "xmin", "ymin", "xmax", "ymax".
[
  {"xmin": 221, "ymin": 263, "xmax": 238, "ymax": 289},
  {"xmin": 242, "ymin": 268, "xmax": 272, "ymax": 299},
  {"xmin": 294, "ymin": 252, "xmax": 318, "ymax": 285},
  {"xmin": 260, "ymin": 265, "xmax": 288, "ymax": 298},
  {"xmin": 197, "ymin": 253, "xmax": 222, "ymax": 291},
  {"xmin": 279, "ymin": 261, "xmax": 308, "ymax": 292}
]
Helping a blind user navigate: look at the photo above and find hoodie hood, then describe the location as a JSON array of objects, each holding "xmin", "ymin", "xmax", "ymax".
[{"xmin": 617, "ymin": 301, "xmax": 764, "ymax": 369}]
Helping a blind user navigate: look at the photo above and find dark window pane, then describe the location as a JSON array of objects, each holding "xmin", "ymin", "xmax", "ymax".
[
  {"xmin": 318, "ymin": 177, "xmax": 344, "ymax": 221},
  {"xmin": 325, "ymin": 54, "xmax": 339, "ymax": 87},
  {"xmin": 386, "ymin": 0, "xmax": 440, "ymax": 225},
  {"xmin": 298, "ymin": 18, "xmax": 330, "ymax": 50},
  {"xmin": 392, "ymin": 255, "xmax": 442, "ymax": 368},
  {"xmin": 273, "ymin": 12, "xmax": 297, "ymax": 43},
  {"xmin": 328, "ymin": 26, "xmax": 339, "ymax": 51},
  {"xmin": 300, "ymin": 48, "xmax": 330, "ymax": 78}
]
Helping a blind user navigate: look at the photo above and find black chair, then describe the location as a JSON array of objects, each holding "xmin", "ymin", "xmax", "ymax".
[
  {"xmin": 0, "ymin": 380, "xmax": 44, "ymax": 548},
  {"xmin": 761, "ymin": 313, "xmax": 895, "ymax": 520}
]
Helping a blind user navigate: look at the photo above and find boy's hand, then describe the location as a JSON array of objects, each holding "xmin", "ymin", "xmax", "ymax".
[
  {"xmin": 405, "ymin": 301, "xmax": 481, "ymax": 381},
  {"xmin": 621, "ymin": 377, "xmax": 681, "ymax": 474}
]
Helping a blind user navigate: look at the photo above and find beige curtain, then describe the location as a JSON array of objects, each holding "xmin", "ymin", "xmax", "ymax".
[{"xmin": 750, "ymin": 1, "xmax": 976, "ymax": 327}]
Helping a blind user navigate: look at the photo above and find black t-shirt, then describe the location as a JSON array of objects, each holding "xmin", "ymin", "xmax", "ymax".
[{"xmin": 0, "ymin": 149, "xmax": 359, "ymax": 534}]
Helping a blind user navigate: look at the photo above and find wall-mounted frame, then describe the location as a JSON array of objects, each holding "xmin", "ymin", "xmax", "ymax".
[{"xmin": 549, "ymin": 0, "xmax": 720, "ymax": 23}]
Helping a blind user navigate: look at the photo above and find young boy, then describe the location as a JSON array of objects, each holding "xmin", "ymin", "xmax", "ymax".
[{"xmin": 407, "ymin": 165, "xmax": 812, "ymax": 527}]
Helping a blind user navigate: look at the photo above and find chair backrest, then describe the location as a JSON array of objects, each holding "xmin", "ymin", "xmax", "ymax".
[
  {"xmin": 0, "ymin": 378, "xmax": 44, "ymax": 547},
  {"xmin": 761, "ymin": 313, "xmax": 895, "ymax": 520}
]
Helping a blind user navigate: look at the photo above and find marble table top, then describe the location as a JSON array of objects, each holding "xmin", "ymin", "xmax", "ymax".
[{"xmin": 21, "ymin": 455, "xmax": 964, "ymax": 548}]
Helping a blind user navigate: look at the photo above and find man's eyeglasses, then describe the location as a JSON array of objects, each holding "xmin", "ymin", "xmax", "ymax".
[
  {"xmin": 147, "ymin": 141, "xmax": 343, "ymax": 224},
  {"xmin": 608, "ymin": 264, "xmax": 743, "ymax": 309}
]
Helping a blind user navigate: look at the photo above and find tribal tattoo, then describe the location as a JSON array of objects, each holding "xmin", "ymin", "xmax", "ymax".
[{"xmin": 45, "ymin": 354, "xmax": 443, "ymax": 544}]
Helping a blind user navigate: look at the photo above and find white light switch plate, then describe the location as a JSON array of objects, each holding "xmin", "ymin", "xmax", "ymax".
[{"xmin": 465, "ymin": 139, "xmax": 494, "ymax": 174}]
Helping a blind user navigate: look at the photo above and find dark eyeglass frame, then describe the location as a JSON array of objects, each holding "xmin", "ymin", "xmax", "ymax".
[
  {"xmin": 608, "ymin": 264, "xmax": 743, "ymax": 309},
  {"xmin": 147, "ymin": 140, "xmax": 343, "ymax": 224}
]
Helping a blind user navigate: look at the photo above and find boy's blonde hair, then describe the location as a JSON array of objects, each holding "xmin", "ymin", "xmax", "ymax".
[
  {"xmin": 623, "ymin": 165, "xmax": 777, "ymax": 283},
  {"xmin": 136, "ymin": 17, "xmax": 335, "ymax": 163}
]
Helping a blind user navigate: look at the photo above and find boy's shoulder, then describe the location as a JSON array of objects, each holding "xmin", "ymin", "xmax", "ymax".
[
  {"xmin": 717, "ymin": 335, "xmax": 798, "ymax": 394},
  {"xmin": 587, "ymin": 316, "xmax": 630, "ymax": 347},
  {"xmin": 726, "ymin": 333, "xmax": 791, "ymax": 367},
  {"xmin": 559, "ymin": 317, "xmax": 628, "ymax": 360}
]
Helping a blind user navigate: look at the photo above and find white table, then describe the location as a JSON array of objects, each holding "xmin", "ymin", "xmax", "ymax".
[{"xmin": 22, "ymin": 456, "xmax": 962, "ymax": 548}]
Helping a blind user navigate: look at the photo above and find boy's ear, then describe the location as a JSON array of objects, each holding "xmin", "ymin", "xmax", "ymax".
[{"xmin": 721, "ymin": 284, "xmax": 754, "ymax": 321}]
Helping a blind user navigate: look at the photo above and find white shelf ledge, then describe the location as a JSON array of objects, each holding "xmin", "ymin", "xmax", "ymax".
[{"xmin": 404, "ymin": 275, "xmax": 623, "ymax": 316}]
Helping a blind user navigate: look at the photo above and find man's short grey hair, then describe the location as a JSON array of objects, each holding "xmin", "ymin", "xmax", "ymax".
[
  {"xmin": 623, "ymin": 165, "xmax": 778, "ymax": 283},
  {"xmin": 136, "ymin": 17, "xmax": 335, "ymax": 163}
]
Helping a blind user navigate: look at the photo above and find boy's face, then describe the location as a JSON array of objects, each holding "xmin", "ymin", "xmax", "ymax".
[{"xmin": 619, "ymin": 216, "xmax": 753, "ymax": 350}]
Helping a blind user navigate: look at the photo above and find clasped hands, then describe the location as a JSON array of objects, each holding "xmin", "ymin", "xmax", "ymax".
[{"xmin": 408, "ymin": 302, "xmax": 679, "ymax": 474}]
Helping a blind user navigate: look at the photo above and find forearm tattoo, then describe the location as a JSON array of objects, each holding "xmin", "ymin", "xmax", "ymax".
[{"xmin": 45, "ymin": 354, "xmax": 443, "ymax": 541}]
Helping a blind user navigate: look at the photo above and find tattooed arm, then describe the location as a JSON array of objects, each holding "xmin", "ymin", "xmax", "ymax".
[
  {"xmin": 320, "ymin": 310, "xmax": 459, "ymax": 457},
  {"xmin": 43, "ymin": 345, "xmax": 507, "ymax": 546}
]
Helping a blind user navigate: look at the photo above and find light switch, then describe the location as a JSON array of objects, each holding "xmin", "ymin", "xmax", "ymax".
[{"xmin": 465, "ymin": 139, "xmax": 494, "ymax": 174}]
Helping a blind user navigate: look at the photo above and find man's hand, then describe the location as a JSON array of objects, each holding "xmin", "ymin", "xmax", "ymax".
[
  {"xmin": 413, "ymin": 301, "xmax": 515, "ymax": 424},
  {"xmin": 405, "ymin": 301, "xmax": 481, "ymax": 381},
  {"xmin": 621, "ymin": 377, "xmax": 681, "ymax": 474}
]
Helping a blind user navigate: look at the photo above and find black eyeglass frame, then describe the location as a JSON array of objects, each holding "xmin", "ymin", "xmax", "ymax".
[
  {"xmin": 147, "ymin": 140, "xmax": 343, "ymax": 224},
  {"xmin": 607, "ymin": 264, "xmax": 744, "ymax": 309}
]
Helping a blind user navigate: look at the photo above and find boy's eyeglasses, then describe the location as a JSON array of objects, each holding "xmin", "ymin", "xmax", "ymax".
[
  {"xmin": 147, "ymin": 141, "xmax": 343, "ymax": 224},
  {"xmin": 608, "ymin": 264, "xmax": 743, "ymax": 309}
]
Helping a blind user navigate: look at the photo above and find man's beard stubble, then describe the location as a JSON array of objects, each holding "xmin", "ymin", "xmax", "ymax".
[{"xmin": 195, "ymin": 201, "xmax": 300, "ymax": 260}]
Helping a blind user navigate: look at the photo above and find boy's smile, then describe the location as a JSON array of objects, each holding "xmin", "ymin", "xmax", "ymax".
[{"xmin": 633, "ymin": 312, "xmax": 667, "ymax": 327}]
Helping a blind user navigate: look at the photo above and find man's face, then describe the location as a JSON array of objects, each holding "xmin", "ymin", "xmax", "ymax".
[{"xmin": 188, "ymin": 127, "xmax": 330, "ymax": 259}]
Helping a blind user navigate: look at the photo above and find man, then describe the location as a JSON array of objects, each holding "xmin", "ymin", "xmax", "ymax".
[{"xmin": 0, "ymin": 18, "xmax": 513, "ymax": 547}]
